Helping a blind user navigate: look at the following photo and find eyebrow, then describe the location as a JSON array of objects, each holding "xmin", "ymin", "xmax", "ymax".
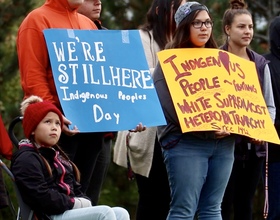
[{"xmin": 193, "ymin": 18, "xmax": 211, "ymax": 21}]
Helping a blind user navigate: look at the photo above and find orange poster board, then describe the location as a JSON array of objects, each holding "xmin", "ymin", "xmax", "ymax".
[{"xmin": 158, "ymin": 48, "xmax": 280, "ymax": 144}]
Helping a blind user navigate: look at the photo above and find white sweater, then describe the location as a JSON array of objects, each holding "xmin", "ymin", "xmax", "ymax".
[{"xmin": 113, "ymin": 30, "xmax": 160, "ymax": 177}]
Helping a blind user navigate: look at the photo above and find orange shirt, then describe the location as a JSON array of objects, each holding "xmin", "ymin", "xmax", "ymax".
[{"xmin": 17, "ymin": 0, "xmax": 98, "ymax": 112}]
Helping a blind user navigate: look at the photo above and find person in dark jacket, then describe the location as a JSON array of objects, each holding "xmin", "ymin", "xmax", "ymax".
[
  {"xmin": 11, "ymin": 95, "xmax": 129, "ymax": 220},
  {"xmin": 77, "ymin": 0, "xmax": 117, "ymax": 206},
  {"xmin": 220, "ymin": 1, "xmax": 275, "ymax": 220},
  {"xmin": 263, "ymin": 16, "xmax": 280, "ymax": 220}
]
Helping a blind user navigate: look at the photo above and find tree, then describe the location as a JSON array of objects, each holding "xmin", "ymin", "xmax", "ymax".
[
  {"xmin": 0, "ymin": 0, "xmax": 39, "ymax": 124},
  {"xmin": 101, "ymin": 0, "xmax": 279, "ymax": 53},
  {"xmin": 0, "ymin": 2, "xmax": 40, "ymax": 219},
  {"xmin": 101, "ymin": 0, "xmax": 151, "ymax": 29}
]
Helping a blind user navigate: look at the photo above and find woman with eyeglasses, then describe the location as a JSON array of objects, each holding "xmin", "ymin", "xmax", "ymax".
[
  {"xmin": 153, "ymin": 1, "xmax": 235, "ymax": 219},
  {"xmin": 220, "ymin": 0, "xmax": 275, "ymax": 220}
]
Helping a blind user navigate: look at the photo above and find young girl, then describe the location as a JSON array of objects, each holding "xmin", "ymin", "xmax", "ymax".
[
  {"xmin": 220, "ymin": 1, "xmax": 275, "ymax": 220},
  {"xmin": 153, "ymin": 2, "xmax": 235, "ymax": 219},
  {"xmin": 11, "ymin": 96, "xmax": 130, "ymax": 220}
]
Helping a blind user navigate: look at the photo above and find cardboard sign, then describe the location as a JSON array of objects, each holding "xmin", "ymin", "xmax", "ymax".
[
  {"xmin": 158, "ymin": 48, "xmax": 280, "ymax": 144},
  {"xmin": 43, "ymin": 29, "xmax": 166, "ymax": 132}
]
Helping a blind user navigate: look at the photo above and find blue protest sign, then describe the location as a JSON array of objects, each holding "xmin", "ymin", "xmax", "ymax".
[{"xmin": 43, "ymin": 29, "xmax": 166, "ymax": 132}]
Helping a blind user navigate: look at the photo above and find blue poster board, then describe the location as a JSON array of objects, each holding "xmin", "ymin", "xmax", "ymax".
[{"xmin": 43, "ymin": 29, "xmax": 166, "ymax": 132}]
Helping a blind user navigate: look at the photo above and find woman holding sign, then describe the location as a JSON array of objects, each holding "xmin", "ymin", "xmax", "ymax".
[
  {"xmin": 153, "ymin": 1, "xmax": 235, "ymax": 219},
  {"xmin": 220, "ymin": 1, "xmax": 275, "ymax": 220}
]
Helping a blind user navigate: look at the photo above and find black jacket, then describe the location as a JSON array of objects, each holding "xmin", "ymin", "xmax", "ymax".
[
  {"xmin": 11, "ymin": 140, "xmax": 86, "ymax": 217},
  {"xmin": 264, "ymin": 16, "xmax": 280, "ymax": 162}
]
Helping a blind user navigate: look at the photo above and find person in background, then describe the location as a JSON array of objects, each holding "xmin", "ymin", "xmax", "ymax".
[
  {"xmin": 113, "ymin": 0, "xmax": 186, "ymax": 219},
  {"xmin": 0, "ymin": 114, "xmax": 13, "ymax": 161},
  {"xmin": 11, "ymin": 95, "xmax": 130, "ymax": 220},
  {"xmin": 77, "ymin": 0, "xmax": 116, "ymax": 205},
  {"xmin": 78, "ymin": 0, "xmax": 105, "ymax": 30},
  {"xmin": 16, "ymin": 0, "xmax": 106, "ymax": 196},
  {"xmin": 263, "ymin": 16, "xmax": 280, "ymax": 220},
  {"xmin": 220, "ymin": 1, "xmax": 276, "ymax": 220},
  {"xmin": 153, "ymin": 2, "xmax": 235, "ymax": 219},
  {"xmin": 0, "ymin": 114, "xmax": 14, "ymax": 209}
]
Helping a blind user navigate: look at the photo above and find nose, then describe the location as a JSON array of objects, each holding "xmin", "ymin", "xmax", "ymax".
[
  {"xmin": 200, "ymin": 23, "xmax": 207, "ymax": 30},
  {"xmin": 51, "ymin": 123, "xmax": 58, "ymax": 130},
  {"xmin": 244, "ymin": 26, "xmax": 252, "ymax": 33},
  {"xmin": 94, "ymin": 0, "xmax": 101, "ymax": 5}
]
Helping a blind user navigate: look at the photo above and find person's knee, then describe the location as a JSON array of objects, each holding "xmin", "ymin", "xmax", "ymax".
[{"xmin": 111, "ymin": 207, "xmax": 130, "ymax": 220}]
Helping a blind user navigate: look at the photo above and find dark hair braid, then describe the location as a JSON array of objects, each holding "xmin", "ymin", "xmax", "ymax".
[
  {"xmin": 32, "ymin": 142, "xmax": 81, "ymax": 182},
  {"xmin": 230, "ymin": 0, "xmax": 247, "ymax": 9}
]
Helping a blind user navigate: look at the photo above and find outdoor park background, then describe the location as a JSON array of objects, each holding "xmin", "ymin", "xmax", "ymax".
[{"xmin": 0, "ymin": 0, "xmax": 279, "ymax": 219}]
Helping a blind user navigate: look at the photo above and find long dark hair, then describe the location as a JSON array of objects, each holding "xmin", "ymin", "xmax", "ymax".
[
  {"xmin": 167, "ymin": 9, "xmax": 217, "ymax": 49},
  {"xmin": 139, "ymin": 0, "xmax": 184, "ymax": 50},
  {"xmin": 31, "ymin": 139, "xmax": 81, "ymax": 182}
]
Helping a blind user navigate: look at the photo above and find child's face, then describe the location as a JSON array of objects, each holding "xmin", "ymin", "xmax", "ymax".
[{"xmin": 33, "ymin": 112, "xmax": 61, "ymax": 147}]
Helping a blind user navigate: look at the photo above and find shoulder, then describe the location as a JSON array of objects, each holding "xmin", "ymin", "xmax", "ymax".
[
  {"xmin": 93, "ymin": 20, "xmax": 104, "ymax": 30},
  {"xmin": 247, "ymin": 48, "xmax": 267, "ymax": 63},
  {"xmin": 12, "ymin": 142, "xmax": 42, "ymax": 167},
  {"xmin": 139, "ymin": 29, "xmax": 152, "ymax": 43},
  {"xmin": 264, "ymin": 52, "xmax": 278, "ymax": 62},
  {"xmin": 77, "ymin": 14, "xmax": 98, "ymax": 29},
  {"xmin": 219, "ymin": 44, "xmax": 227, "ymax": 51},
  {"xmin": 19, "ymin": 7, "xmax": 44, "ymax": 29},
  {"xmin": 11, "ymin": 149, "xmax": 46, "ymax": 181},
  {"xmin": 139, "ymin": 29, "xmax": 151, "ymax": 37}
]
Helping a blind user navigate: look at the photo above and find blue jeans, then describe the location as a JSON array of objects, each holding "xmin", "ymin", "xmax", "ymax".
[
  {"xmin": 161, "ymin": 133, "xmax": 235, "ymax": 220},
  {"xmin": 50, "ymin": 206, "xmax": 130, "ymax": 220},
  {"xmin": 267, "ymin": 162, "xmax": 280, "ymax": 220}
]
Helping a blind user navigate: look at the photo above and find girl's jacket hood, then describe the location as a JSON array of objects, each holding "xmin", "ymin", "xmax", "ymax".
[{"xmin": 269, "ymin": 16, "xmax": 280, "ymax": 60}]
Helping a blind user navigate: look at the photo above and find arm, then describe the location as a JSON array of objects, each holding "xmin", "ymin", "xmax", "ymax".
[
  {"xmin": 250, "ymin": 64, "xmax": 275, "ymax": 145},
  {"xmin": 17, "ymin": 20, "xmax": 59, "ymax": 106},
  {"xmin": 139, "ymin": 30, "xmax": 160, "ymax": 76},
  {"xmin": 262, "ymin": 64, "xmax": 276, "ymax": 123}
]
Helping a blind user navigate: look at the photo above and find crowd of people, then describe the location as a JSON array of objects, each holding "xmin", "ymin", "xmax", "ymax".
[{"xmin": 0, "ymin": 0, "xmax": 280, "ymax": 219}]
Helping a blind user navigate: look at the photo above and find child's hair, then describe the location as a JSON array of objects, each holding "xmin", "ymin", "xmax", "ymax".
[
  {"xmin": 222, "ymin": 0, "xmax": 252, "ymax": 37},
  {"xmin": 35, "ymin": 145, "xmax": 81, "ymax": 182},
  {"xmin": 166, "ymin": 2, "xmax": 217, "ymax": 49},
  {"xmin": 20, "ymin": 95, "xmax": 81, "ymax": 182}
]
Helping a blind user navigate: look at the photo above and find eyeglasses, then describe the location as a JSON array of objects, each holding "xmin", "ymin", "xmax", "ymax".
[{"xmin": 192, "ymin": 20, "xmax": 213, "ymax": 29}]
